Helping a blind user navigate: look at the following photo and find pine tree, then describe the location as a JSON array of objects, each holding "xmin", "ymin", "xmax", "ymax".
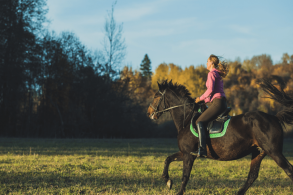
[{"xmin": 140, "ymin": 54, "xmax": 152, "ymax": 79}]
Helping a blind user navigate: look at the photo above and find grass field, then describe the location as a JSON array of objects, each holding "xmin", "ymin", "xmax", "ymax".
[{"xmin": 0, "ymin": 138, "xmax": 292, "ymax": 195}]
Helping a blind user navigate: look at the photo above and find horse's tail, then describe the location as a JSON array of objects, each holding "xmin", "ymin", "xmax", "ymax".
[{"xmin": 259, "ymin": 79, "xmax": 293, "ymax": 127}]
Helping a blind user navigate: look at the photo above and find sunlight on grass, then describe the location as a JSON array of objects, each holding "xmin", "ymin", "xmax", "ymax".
[{"xmin": 0, "ymin": 138, "xmax": 292, "ymax": 194}]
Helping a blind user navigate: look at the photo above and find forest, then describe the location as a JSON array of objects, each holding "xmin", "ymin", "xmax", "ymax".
[{"xmin": 1, "ymin": 0, "xmax": 293, "ymax": 138}]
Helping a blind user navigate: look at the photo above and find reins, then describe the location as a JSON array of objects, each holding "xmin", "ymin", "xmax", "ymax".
[{"xmin": 151, "ymin": 102, "xmax": 194, "ymax": 114}]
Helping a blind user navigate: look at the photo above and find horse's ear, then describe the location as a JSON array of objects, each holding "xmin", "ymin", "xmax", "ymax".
[{"xmin": 157, "ymin": 81, "xmax": 161, "ymax": 90}]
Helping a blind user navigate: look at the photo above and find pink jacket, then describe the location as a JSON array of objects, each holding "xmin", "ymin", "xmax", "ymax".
[{"xmin": 199, "ymin": 68, "xmax": 226, "ymax": 103}]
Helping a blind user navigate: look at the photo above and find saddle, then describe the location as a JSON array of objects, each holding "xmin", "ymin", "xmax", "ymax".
[{"xmin": 191, "ymin": 107, "xmax": 231, "ymax": 137}]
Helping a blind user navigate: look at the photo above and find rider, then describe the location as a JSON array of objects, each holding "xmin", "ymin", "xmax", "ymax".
[{"xmin": 192, "ymin": 54, "xmax": 229, "ymax": 157}]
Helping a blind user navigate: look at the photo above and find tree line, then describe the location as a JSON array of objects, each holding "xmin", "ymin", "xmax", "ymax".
[
  {"xmin": 1, "ymin": 0, "xmax": 293, "ymax": 138},
  {"xmin": 0, "ymin": 0, "xmax": 160, "ymax": 138}
]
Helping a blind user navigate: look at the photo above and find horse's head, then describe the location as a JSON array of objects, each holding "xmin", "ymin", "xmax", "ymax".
[
  {"xmin": 147, "ymin": 80, "xmax": 196, "ymax": 120},
  {"xmin": 147, "ymin": 84, "xmax": 166, "ymax": 120}
]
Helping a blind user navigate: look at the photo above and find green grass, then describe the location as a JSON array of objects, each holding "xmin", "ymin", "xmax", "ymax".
[{"xmin": 0, "ymin": 138, "xmax": 292, "ymax": 195}]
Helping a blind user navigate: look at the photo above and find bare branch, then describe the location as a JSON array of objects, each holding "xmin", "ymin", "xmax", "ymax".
[{"xmin": 101, "ymin": 1, "xmax": 126, "ymax": 77}]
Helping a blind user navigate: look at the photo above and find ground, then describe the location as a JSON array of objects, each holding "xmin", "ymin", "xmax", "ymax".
[{"xmin": 0, "ymin": 138, "xmax": 292, "ymax": 194}]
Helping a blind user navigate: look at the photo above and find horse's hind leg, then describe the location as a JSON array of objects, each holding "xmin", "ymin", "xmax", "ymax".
[
  {"xmin": 162, "ymin": 151, "xmax": 184, "ymax": 189},
  {"xmin": 237, "ymin": 149, "xmax": 266, "ymax": 195},
  {"xmin": 269, "ymin": 152, "xmax": 293, "ymax": 181},
  {"xmin": 256, "ymin": 123, "xmax": 293, "ymax": 181}
]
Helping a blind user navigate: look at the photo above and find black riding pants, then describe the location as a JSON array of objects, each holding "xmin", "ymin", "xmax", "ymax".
[{"xmin": 196, "ymin": 98, "xmax": 227, "ymax": 125}]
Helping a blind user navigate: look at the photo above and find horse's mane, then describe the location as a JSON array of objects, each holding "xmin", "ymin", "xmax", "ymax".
[{"xmin": 158, "ymin": 80, "xmax": 194, "ymax": 102}]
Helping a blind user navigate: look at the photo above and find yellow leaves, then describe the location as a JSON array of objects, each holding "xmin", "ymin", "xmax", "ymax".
[
  {"xmin": 119, "ymin": 66, "xmax": 154, "ymax": 98},
  {"xmin": 168, "ymin": 63, "xmax": 182, "ymax": 82},
  {"xmin": 273, "ymin": 65, "xmax": 285, "ymax": 76},
  {"xmin": 257, "ymin": 104, "xmax": 269, "ymax": 113},
  {"xmin": 227, "ymin": 61, "xmax": 242, "ymax": 77},
  {"xmin": 284, "ymin": 80, "xmax": 293, "ymax": 93},
  {"xmin": 151, "ymin": 63, "xmax": 208, "ymax": 97},
  {"xmin": 242, "ymin": 59, "xmax": 256, "ymax": 72},
  {"xmin": 256, "ymin": 86, "xmax": 276, "ymax": 111},
  {"xmin": 120, "ymin": 67, "xmax": 140, "ymax": 88},
  {"xmin": 250, "ymin": 79, "xmax": 259, "ymax": 88},
  {"xmin": 120, "ymin": 66, "xmax": 133, "ymax": 80},
  {"xmin": 151, "ymin": 63, "xmax": 169, "ymax": 89}
]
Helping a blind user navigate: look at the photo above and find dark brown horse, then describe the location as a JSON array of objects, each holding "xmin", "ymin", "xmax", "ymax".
[{"xmin": 147, "ymin": 80, "xmax": 293, "ymax": 195}]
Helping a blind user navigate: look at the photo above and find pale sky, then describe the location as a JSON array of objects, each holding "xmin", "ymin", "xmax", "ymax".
[{"xmin": 46, "ymin": 0, "xmax": 293, "ymax": 72}]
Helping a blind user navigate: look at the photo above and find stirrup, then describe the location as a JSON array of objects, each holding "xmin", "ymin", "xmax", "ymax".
[
  {"xmin": 190, "ymin": 151, "xmax": 198, "ymax": 156},
  {"xmin": 197, "ymin": 147, "xmax": 207, "ymax": 158},
  {"xmin": 197, "ymin": 153, "xmax": 207, "ymax": 158},
  {"xmin": 190, "ymin": 149, "xmax": 207, "ymax": 157}
]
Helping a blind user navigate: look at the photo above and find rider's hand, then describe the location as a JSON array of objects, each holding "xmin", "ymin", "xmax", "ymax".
[{"xmin": 195, "ymin": 97, "xmax": 201, "ymax": 103}]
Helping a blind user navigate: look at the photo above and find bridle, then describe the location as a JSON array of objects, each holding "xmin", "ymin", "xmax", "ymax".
[
  {"xmin": 149, "ymin": 90, "xmax": 166, "ymax": 115},
  {"xmin": 149, "ymin": 89, "xmax": 196, "ymax": 128}
]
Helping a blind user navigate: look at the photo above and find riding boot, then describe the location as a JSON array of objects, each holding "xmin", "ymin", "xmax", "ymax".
[{"xmin": 196, "ymin": 122, "xmax": 207, "ymax": 157}]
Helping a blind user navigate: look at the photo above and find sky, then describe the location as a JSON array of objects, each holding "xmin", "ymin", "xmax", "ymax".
[{"xmin": 46, "ymin": 0, "xmax": 293, "ymax": 72}]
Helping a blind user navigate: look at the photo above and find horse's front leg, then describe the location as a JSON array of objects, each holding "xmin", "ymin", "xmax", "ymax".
[
  {"xmin": 176, "ymin": 153, "xmax": 196, "ymax": 195},
  {"xmin": 162, "ymin": 151, "xmax": 184, "ymax": 189}
]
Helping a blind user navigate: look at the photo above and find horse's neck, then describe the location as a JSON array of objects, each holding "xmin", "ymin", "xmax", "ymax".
[
  {"xmin": 166, "ymin": 96, "xmax": 194, "ymax": 133},
  {"xmin": 169, "ymin": 109, "xmax": 182, "ymax": 133}
]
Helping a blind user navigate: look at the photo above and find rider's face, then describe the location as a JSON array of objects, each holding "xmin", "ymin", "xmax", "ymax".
[{"xmin": 206, "ymin": 58, "xmax": 214, "ymax": 71}]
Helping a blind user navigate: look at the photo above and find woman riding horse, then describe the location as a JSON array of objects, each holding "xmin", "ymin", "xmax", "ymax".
[
  {"xmin": 147, "ymin": 78, "xmax": 293, "ymax": 195},
  {"xmin": 193, "ymin": 54, "xmax": 229, "ymax": 157}
]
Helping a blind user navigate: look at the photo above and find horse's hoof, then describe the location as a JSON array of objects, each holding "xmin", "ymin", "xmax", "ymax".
[{"xmin": 167, "ymin": 179, "xmax": 173, "ymax": 189}]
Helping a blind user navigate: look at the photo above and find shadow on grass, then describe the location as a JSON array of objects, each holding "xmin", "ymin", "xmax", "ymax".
[
  {"xmin": 0, "ymin": 138, "xmax": 293, "ymax": 158},
  {"xmin": 0, "ymin": 138, "xmax": 180, "ymax": 157}
]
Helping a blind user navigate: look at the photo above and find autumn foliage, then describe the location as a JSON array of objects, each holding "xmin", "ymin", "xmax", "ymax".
[
  {"xmin": 151, "ymin": 63, "xmax": 209, "ymax": 97},
  {"xmin": 2, "ymin": 0, "xmax": 293, "ymax": 138}
]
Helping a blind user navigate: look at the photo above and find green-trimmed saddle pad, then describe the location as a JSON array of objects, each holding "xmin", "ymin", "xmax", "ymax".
[{"xmin": 190, "ymin": 118, "xmax": 231, "ymax": 138}]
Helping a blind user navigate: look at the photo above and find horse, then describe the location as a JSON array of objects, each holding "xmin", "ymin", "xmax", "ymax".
[{"xmin": 147, "ymin": 79, "xmax": 293, "ymax": 195}]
